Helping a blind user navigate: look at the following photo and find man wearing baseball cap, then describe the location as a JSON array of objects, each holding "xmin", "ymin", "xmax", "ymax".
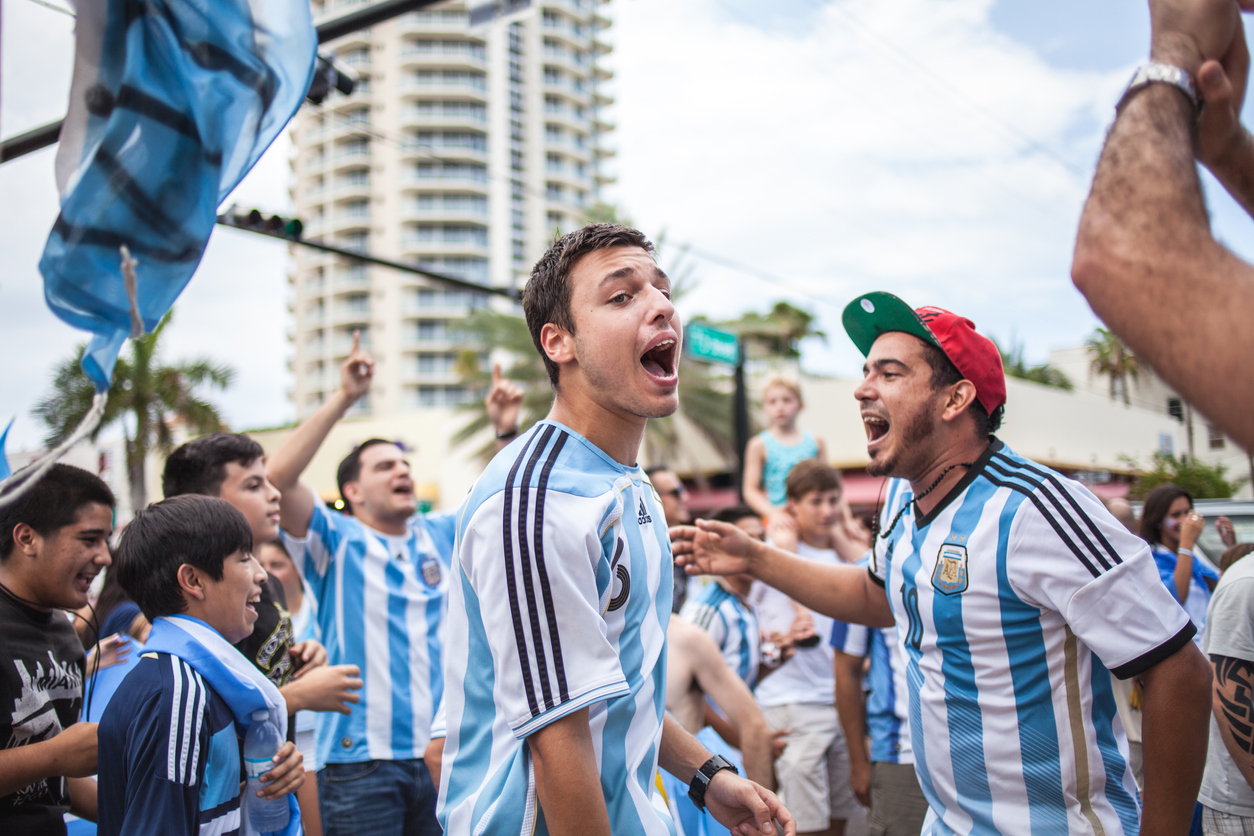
[{"xmin": 672, "ymin": 292, "xmax": 1211, "ymax": 836}]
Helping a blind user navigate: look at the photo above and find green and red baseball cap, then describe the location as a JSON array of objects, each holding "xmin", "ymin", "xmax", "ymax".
[{"xmin": 841, "ymin": 291, "xmax": 1006, "ymax": 416}]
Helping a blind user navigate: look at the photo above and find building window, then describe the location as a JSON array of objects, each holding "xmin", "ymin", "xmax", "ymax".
[
  {"xmin": 1168, "ymin": 398, "xmax": 1184, "ymax": 421},
  {"xmin": 1209, "ymin": 424, "xmax": 1226, "ymax": 450}
]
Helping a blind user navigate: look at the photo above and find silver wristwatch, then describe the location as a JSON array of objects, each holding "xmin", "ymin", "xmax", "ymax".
[{"xmin": 1116, "ymin": 62, "xmax": 1199, "ymax": 113}]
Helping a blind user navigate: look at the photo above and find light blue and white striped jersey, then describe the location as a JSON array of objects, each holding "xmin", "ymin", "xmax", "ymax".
[
  {"xmin": 439, "ymin": 420, "xmax": 675, "ymax": 836},
  {"xmin": 282, "ymin": 501, "xmax": 456, "ymax": 766},
  {"xmin": 679, "ymin": 581, "xmax": 760, "ymax": 688},
  {"xmin": 830, "ymin": 558, "xmax": 913, "ymax": 765},
  {"xmin": 870, "ymin": 439, "xmax": 1193, "ymax": 836}
]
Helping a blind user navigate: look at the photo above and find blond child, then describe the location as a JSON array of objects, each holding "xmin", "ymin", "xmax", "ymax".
[{"xmin": 742, "ymin": 377, "xmax": 827, "ymax": 519}]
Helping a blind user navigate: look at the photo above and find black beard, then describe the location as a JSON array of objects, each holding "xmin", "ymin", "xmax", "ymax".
[{"xmin": 866, "ymin": 401, "xmax": 937, "ymax": 479}]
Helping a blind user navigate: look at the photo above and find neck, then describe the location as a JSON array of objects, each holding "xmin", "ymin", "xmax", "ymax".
[
  {"xmin": 719, "ymin": 575, "xmax": 754, "ymax": 599},
  {"xmin": 908, "ymin": 436, "xmax": 991, "ymax": 517},
  {"xmin": 356, "ymin": 507, "xmax": 410, "ymax": 536},
  {"xmin": 798, "ymin": 528, "xmax": 831, "ymax": 550},
  {"xmin": 287, "ymin": 584, "xmax": 304, "ymax": 612},
  {"xmin": 0, "ymin": 562, "xmax": 50, "ymax": 612},
  {"xmin": 547, "ymin": 386, "xmax": 647, "ymax": 466},
  {"xmin": 773, "ymin": 421, "xmax": 797, "ymax": 436}
]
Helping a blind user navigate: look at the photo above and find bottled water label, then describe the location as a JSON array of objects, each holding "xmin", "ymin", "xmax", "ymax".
[{"xmin": 244, "ymin": 756, "xmax": 271, "ymax": 780}]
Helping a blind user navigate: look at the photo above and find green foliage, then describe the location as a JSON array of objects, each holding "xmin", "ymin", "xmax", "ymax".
[
  {"xmin": 1127, "ymin": 452, "xmax": 1246, "ymax": 500},
  {"xmin": 1086, "ymin": 327, "xmax": 1140, "ymax": 404},
  {"xmin": 992, "ymin": 337, "xmax": 1073, "ymax": 390},
  {"xmin": 723, "ymin": 301, "xmax": 826, "ymax": 360},
  {"xmin": 32, "ymin": 311, "xmax": 234, "ymax": 509}
]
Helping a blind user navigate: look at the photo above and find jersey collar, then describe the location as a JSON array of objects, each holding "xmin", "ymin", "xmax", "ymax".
[{"xmin": 912, "ymin": 437, "xmax": 1003, "ymax": 529}]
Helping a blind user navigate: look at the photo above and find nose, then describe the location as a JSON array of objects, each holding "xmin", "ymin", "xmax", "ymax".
[
  {"xmin": 266, "ymin": 477, "xmax": 281, "ymax": 504},
  {"xmin": 648, "ymin": 284, "xmax": 677, "ymax": 327},
  {"xmin": 250, "ymin": 555, "xmax": 267, "ymax": 583},
  {"xmin": 96, "ymin": 544, "xmax": 112, "ymax": 567},
  {"xmin": 854, "ymin": 375, "xmax": 875, "ymax": 403}
]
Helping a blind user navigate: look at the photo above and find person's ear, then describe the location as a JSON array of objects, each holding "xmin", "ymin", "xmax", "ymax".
[
  {"xmin": 539, "ymin": 322, "xmax": 575, "ymax": 368},
  {"xmin": 343, "ymin": 480, "xmax": 365, "ymax": 507},
  {"xmin": 941, "ymin": 381, "xmax": 979, "ymax": 424},
  {"xmin": 177, "ymin": 564, "xmax": 207, "ymax": 602},
  {"xmin": 10, "ymin": 523, "xmax": 41, "ymax": 559}
]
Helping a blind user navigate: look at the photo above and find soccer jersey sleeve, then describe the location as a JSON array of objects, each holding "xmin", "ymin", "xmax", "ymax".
[
  {"xmin": 831, "ymin": 619, "xmax": 870, "ymax": 657},
  {"xmin": 282, "ymin": 497, "xmax": 347, "ymax": 583},
  {"xmin": 459, "ymin": 490, "xmax": 629, "ymax": 738},
  {"xmin": 1007, "ymin": 481, "xmax": 1193, "ymax": 679},
  {"xmin": 1205, "ymin": 574, "xmax": 1254, "ymax": 662},
  {"xmin": 679, "ymin": 597, "xmax": 729, "ymax": 650}
]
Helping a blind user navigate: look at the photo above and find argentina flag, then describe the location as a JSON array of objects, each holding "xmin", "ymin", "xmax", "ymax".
[{"xmin": 39, "ymin": 0, "xmax": 316, "ymax": 392}]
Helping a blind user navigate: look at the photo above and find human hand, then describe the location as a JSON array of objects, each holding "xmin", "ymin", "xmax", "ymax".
[
  {"xmin": 849, "ymin": 759, "xmax": 871, "ymax": 808},
  {"xmin": 288, "ymin": 640, "xmax": 328, "ymax": 678},
  {"xmin": 1217, "ymin": 514, "xmax": 1239, "ymax": 548},
  {"xmin": 1197, "ymin": 12, "xmax": 1251, "ymax": 170},
  {"xmin": 86, "ymin": 634, "xmax": 131, "ymax": 674},
  {"xmin": 282, "ymin": 664, "xmax": 362, "ymax": 714},
  {"xmin": 787, "ymin": 612, "xmax": 815, "ymax": 645},
  {"xmin": 671, "ymin": 520, "xmax": 759, "ymax": 576},
  {"xmin": 1148, "ymin": 0, "xmax": 1249, "ymax": 76},
  {"xmin": 258, "ymin": 741, "xmax": 304, "ymax": 799},
  {"xmin": 765, "ymin": 512, "xmax": 798, "ymax": 553},
  {"xmin": 705, "ymin": 770, "xmax": 796, "ymax": 836},
  {"xmin": 770, "ymin": 729, "xmax": 789, "ymax": 761},
  {"xmin": 53, "ymin": 722, "xmax": 98, "ymax": 778},
  {"xmin": 339, "ymin": 330, "xmax": 375, "ymax": 402},
  {"xmin": 484, "ymin": 363, "xmax": 524, "ymax": 436},
  {"xmin": 1180, "ymin": 510, "xmax": 1207, "ymax": 550}
]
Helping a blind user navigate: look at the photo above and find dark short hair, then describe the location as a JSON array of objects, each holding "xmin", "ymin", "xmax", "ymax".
[
  {"xmin": 336, "ymin": 438, "xmax": 400, "ymax": 515},
  {"xmin": 0, "ymin": 463, "xmax": 115, "ymax": 559},
  {"xmin": 785, "ymin": 460, "xmax": 843, "ymax": 502},
  {"xmin": 163, "ymin": 433, "xmax": 265, "ymax": 498},
  {"xmin": 644, "ymin": 465, "xmax": 675, "ymax": 479},
  {"xmin": 1221, "ymin": 543, "xmax": 1254, "ymax": 574},
  {"xmin": 114, "ymin": 495, "xmax": 253, "ymax": 620},
  {"xmin": 711, "ymin": 504, "xmax": 759, "ymax": 525},
  {"xmin": 917, "ymin": 339, "xmax": 1004, "ymax": 436},
  {"xmin": 1140, "ymin": 482, "xmax": 1192, "ymax": 546},
  {"xmin": 523, "ymin": 223, "xmax": 655, "ymax": 387}
]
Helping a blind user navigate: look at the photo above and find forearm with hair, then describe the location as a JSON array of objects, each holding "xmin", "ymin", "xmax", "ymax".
[
  {"xmin": 1074, "ymin": 84, "xmax": 1254, "ymax": 451},
  {"xmin": 268, "ymin": 390, "xmax": 354, "ymax": 537},
  {"xmin": 1213, "ymin": 655, "xmax": 1254, "ymax": 791},
  {"xmin": 751, "ymin": 540, "xmax": 894, "ymax": 627}
]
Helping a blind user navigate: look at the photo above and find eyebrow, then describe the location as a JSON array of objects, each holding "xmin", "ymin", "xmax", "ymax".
[
  {"xmin": 862, "ymin": 358, "xmax": 910, "ymax": 375},
  {"xmin": 598, "ymin": 265, "xmax": 670, "ymax": 288},
  {"xmin": 79, "ymin": 528, "xmax": 112, "ymax": 538}
]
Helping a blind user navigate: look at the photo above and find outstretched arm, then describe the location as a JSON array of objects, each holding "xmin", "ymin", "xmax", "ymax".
[
  {"xmin": 671, "ymin": 520, "xmax": 894, "ymax": 628},
  {"xmin": 1196, "ymin": 11, "xmax": 1254, "ymax": 216},
  {"xmin": 1072, "ymin": 1, "xmax": 1254, "ymax": 451},
  {"xmin": 1139, "ymin": 641, "xmax": 1213, "ymax": 836},
  {"xmin": 268, "ymin": 331, "xmax": 374, "ymax": 537},
  {"xmin": 741, "ymin": 438, "xmax": 774, "ymax": 520}
]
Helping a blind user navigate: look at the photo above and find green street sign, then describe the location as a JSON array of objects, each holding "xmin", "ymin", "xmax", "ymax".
[{"xmin": 686, "ymin": 322, "xmax": 740, "ymax": 365}]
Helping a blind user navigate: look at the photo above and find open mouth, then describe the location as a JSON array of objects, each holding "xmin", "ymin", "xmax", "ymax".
[
  {"xmin": 74, "ymin": 572, "xmax": 97, "ymax": 593},
  {"xmin": 393, "ymin": 482, "xmax": 414, "ymax": 498},
  {"xmin": 640, "ymin": 336, "xmax": 678, "ymax": 383},
  {"xmin": 246, "ymin": 591, "xmax": 261, "ymax": 619},
  {"xmin": 863, "ymin": 413, "xmax": 890, "ymax": 445}
]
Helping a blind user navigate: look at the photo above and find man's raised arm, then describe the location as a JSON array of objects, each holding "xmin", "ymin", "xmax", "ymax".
[
  {"xmin": 1072, "ymin": 0, "xmax": 1254, "ymax": 450},
  {"xmin": 268, "ymin": 331, "xmax": 374, "ymax": 537}
]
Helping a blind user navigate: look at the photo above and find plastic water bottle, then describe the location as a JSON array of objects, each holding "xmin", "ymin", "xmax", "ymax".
[{"xmin": 243, "ymin": 710, "xmax": 290, "ymax": 832}]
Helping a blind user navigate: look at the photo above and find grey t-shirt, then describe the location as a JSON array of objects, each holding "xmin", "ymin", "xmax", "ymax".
[{"xmin": 1201, "ymin": 556, "xmax": 1254, "ymax": 816}]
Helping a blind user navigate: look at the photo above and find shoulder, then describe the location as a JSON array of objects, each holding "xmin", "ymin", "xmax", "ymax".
[{"xmin": 746, "ymin": 436, "xmax": 766, "ymax": 454}]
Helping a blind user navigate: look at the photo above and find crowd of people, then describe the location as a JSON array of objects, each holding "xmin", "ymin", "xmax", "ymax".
[{"xmin": 3, "ymin": 0, "xmax": 1254, "ymax": 834}]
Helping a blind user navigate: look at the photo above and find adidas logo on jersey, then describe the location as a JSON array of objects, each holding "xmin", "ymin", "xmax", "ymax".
[{"xmin": 637, "ymin": 498, "xmax": 652, "ymax": 525}]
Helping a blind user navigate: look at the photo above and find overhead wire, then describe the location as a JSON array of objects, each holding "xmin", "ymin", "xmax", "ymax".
[{"xmin": 23, "ymin": 0, "xmax": 75, "ymax": 17}]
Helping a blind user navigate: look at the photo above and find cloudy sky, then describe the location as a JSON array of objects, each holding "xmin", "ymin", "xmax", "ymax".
[{"xmin": 1, "ymin": 0, "xmax": 1252, "ymax": 450}]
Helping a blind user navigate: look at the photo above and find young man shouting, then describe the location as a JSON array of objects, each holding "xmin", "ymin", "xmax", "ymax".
[
  {"xmin": 673, "ymin": 292, "xmax": 1211, "ymax": 836},
  {"xmin": 439, "ymin": 224, "xmax": 793, "ymax": 836}
]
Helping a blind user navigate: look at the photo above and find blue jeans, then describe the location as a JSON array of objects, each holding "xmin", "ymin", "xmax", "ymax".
[{"xmin": 318, "ymin": 759, "xmax": 440, "ymax": 836}]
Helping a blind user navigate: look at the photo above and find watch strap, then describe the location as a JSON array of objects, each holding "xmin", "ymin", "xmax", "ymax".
[
  {"xmin": 687, "ymin": 754, "xmax": 739, "ymax": 812},
  {"xmin": 1116, "ymin": 62, "xmax": 1199, "ymax": 113}
]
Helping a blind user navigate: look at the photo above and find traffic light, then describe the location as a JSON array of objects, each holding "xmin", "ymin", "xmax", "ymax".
[
  {"xmin": 218, "ymin": 206, "xmax": 304, "ymax": 240},
  {"xmin": 306, "ymin": 55, "xmax": 357, "ymax": 106}
]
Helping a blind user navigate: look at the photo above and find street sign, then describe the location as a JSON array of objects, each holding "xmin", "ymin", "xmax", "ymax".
[{"xmin": 686, "ymin": 322, "xmax": 740, "ymax": 365}]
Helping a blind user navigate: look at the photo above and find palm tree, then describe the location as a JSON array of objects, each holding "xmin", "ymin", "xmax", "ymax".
[
  {"xmin": 724, "ymin": 301, "xmax": 827, "ymax": 360},
  {"xmin": 33, "ymin": 311, "xmax": 235, "ymax": 510},
  {"xmin": 992, "ymin": 336, "xmax": 1073, "ymax": 390},
  {"xmin": 1085, "ymin": 327, "xmax": 1140, "ymax": 405}
]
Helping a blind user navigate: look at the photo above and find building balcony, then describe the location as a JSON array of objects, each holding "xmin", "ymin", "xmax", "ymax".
[
  {"xmin": 404, "ymin": 171, "xmax": 490, "ymax": 194},
  {"xmin": 328, "ymin": 273, "xmax": 371, "ymax": 295},
  {"xmin": 329, "ymin": 305, "xmax": 371, "ymax": 326},
  {"xmin": 399, "ymin": 48, "xmax": 487, "ymax": 72},
  {"xmin": 401, "ymin": 207, "xmax": 489, "ymax": 225},
  {"xmin": 400, "ymin": 239, "xmax": 490, "ymax": 258},
  {"xmin": 331, "ymin": 334, "xmax": 371, "ymax": 356},
  {"xmin": 542, "ymin": 0, "xmax": 593, "ymax": 19},
  {"xmin": 541, "ymin": 18, "xmax": 589, "ymax": 48},
  {"xmin": 546, "ymin": 168, "xmax": 593, "ymax": 191},
  {"xmin": 543, "ymin": 107, "xmax": 590, "ymax": 133},
  {"xmin": 331, "ymin": 148, "xmax": 372, "ymax": 171},
  {"xmin": 327, "ymin": 179, "xmax": 372, "ymax": 201},
  {"xmin": 400, "ymin": 79, "xmax": 488, "ymax": 103},
  {"xmin": 593, "ymin": 38, "xmax": 612, "ymax": 57},
  {"xmin": 544, "ymin": 139, "xmax": 593, "ymax": 163},
  {"xmin": 400, "ymin": 111, "xmax": 488, "ymax": 132},
  {"xmin": 401, "ymin": 142, "xmax": 488, "ymax": 165},
  {"xmin": 542, "ymin": 50, "xmax": 591, "ymax": 79},
  {"xmin": 542, "ymin": 80, "xmax": 591, "ymax": 106},
  {"xmin": 326, "ymin": 88, "xmax": 375, "ymax": 113},
  {"xmin": 398, "ymin": 12, "xmax": 474, "ymax": 34},
  {"xmin": 594, "ymin": 64, "xmax": 614, "ymax": 82}
]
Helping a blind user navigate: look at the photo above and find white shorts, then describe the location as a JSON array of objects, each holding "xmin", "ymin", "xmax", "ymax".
[{"xmin": 763, "ymin": 702, "xmax": 864, "ymax": 831}]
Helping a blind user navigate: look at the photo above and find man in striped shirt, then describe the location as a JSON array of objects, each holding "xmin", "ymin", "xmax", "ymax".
[
  {"xmin": 673, "ymin": 292, "xmax": 1212, "ymax": 836},
  {"xmin": 440, "ymin": 224, "xmax": 792, "ymax": 836}
]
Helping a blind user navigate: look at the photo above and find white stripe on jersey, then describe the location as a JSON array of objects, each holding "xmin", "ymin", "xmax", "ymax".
[
  {"xmin": 198, "ymin": 806, "xmax": 240, "ymax": 836},
  {"xmin": 871, "ymin": 440, "xmax": 1191, "ymax": 836},
  {"xmin": 168, "ymin": 654, "xmax": 182, "ymax": 782},
  {"xmin": 188, "ymin": 669, "xmax": 205, "ymax": 786}
]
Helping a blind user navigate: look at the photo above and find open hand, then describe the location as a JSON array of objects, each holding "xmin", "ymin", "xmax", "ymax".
[
  {"xmin": 339, "ymin": 330, "xmax": 375, "ymax": 402},
  {"xmin": 1217, "ymin": 514, "xmax": 1239, "ymax": 547},
  {"xmin": 86, "ymin": 634, "xmax": 131, "ymax": 674},
  {"xmin": 670, "ymin": 519, "xmax": 758, "ymax": 577},
  {"xmin": 289, "ymin": 640, "xmax": 328, "ymax": 677},
  {"xmin": 705, "ymin": 770, "xmax": 796, "ymax": 836},
  {"xmin": 282, "ymin": 664, "xmax": 362, "ymax": 714},
  {"xmin": 485, "ymin": 362, "xmax": 524, "ymax": 436},
  {"xmin": 1180, "ymin": 510, "xmax": 1207, "ymax": 550}
]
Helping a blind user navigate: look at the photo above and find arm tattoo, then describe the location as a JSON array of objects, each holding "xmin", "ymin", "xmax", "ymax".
[{"xmin": 1215, "ymin": 655, "xmax": 1254, "ymax": 754}]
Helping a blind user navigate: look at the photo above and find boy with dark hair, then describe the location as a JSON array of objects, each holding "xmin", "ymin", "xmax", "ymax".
[
  {"xmin": 98, "ymin": 495, "xmax": 305, "ymax": 836},
  {"xmin": 0, "ymin": 464, "xmax": 114, "ymax": 835},
  {"xmin": 440, "ymin": 223, "xmax": 793, "ymax": 835}
]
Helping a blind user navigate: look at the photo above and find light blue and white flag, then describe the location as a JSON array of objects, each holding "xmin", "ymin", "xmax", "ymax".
[
  {"xmin": 40, "ymin": 0, "xmax": 316, "ymax": 391},
  {"xmin": 0, "ymin": 419, "xmax": 12, "ymax": 482}
]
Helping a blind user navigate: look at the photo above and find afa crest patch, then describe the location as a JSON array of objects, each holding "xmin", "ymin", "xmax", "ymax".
[
  {"xmin": 931, "ymin": 543, "xmax": 968, "ymax": 596},
  {"xmin": 420, "ymin": 557, "xmax": 443, "ymax": 588}
]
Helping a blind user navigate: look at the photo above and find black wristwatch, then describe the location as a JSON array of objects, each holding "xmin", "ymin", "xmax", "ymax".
[
  {"xmin": 496, "ymin": 427, "xmax": 519, "ymax": 440},
  {"xmin": 688, "ymin": 755, "xmax": 738, "ymax": 811}
]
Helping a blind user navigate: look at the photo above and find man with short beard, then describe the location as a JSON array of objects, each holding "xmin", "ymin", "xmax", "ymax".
[{"xmin": 672, "ymin": 291, "xmax": 1213, "ymax": 836}]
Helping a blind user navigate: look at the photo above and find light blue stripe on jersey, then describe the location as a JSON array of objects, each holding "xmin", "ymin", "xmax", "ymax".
[
  {"xmin": 386, "ymin": 557, "xmax": 414, "ymax": 755},
  {"xmin": 1090, "ymin": 664, "xmax": 1139, "ymax": 835},
  {"xmin": 867, "ymin": 626, "xmax": 906, "ymax": 763},
  {"xmin": 932, "ymin": 484, "xmax": 995, "ymax": 833},
  {"xmin": 321, "ymin": 529, "xmax": 369, "ymax": 765},
  {"xmin": 993, "ymin": 489, "xmax": 1069, "ymax": 833},
  {"xmin": 683, "ymin": 583, "xmax": 756, "ymax": 686}
]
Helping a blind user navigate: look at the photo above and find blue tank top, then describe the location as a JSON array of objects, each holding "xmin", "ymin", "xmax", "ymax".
[{"xmin": 759, "ymin": 429, "xmax": 819, "ymax": 506}]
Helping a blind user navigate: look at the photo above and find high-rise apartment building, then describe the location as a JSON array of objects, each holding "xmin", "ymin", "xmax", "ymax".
[{"xmin": 288, "ymin": 0, "xmax": 614, "ymax": 420}]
